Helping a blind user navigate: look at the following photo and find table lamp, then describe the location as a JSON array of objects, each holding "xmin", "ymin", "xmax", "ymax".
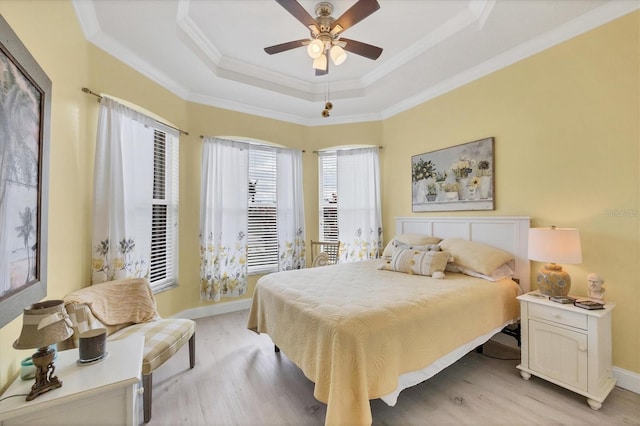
[
  {"xmin": 528, "ymin": 226, "xmax": 582, "ymax": 297},
  {"xmin": 13, "ymin": 300, "xmax": 74, "ymax": 401}
]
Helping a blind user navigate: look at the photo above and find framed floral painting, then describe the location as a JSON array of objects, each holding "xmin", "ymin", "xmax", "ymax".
[
  {"xmin": 411, "ymin": 137, "xmax": 494, "ymax": 212},
  {"xmin": 0, "ymin": 15, "xmax": 52, "ymax": 328}
]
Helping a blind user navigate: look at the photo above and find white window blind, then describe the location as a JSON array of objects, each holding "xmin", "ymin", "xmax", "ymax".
[
  {"xmin": 247, "ymin": 149, "xmax": 278, "ymax": 274},
  {"xmin": 318, "ymin": 153, "xmax": 338, "ymax": 242},
  {"xmin": 151, "ymin": 129, "xmax": 178, "ymax": 292}
]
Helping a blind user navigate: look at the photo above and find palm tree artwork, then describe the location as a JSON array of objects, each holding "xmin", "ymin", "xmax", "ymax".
[
  {"xmin": 15, "ymin": 206, "xmax": 35, "ymax": 284},
  {"xmin": 0, "ymin": 47, "xmax": 41, "ymax": 294}
]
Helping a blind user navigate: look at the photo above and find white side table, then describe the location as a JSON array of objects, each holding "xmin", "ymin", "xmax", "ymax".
[
  {"xmin": 517, "ymin": 291, "xmax": 616, "ymax": 410},
  {"xmin": 0, "ymin": 334, "xmax": 144, "ymax": 425}
]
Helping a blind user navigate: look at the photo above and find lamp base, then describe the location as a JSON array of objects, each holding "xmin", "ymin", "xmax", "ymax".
[
  {"xmin": 537, "ymin": 263, "xmax": 572, "ymax": 297},
  {"xmin": 26, "ymin": 347, "xmax": 62, "ymax": 401}
]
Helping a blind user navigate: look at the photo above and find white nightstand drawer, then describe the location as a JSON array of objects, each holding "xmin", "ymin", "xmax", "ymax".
[{"xmin": 529, "ymin": 303, "xmax": 587, "ymax": 329}]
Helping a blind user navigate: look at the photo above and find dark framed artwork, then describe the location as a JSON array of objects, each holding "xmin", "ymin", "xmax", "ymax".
[
  {"xmin": 0, "ymin": 15, "xmax": 52, "ymax": 328},
  {"xmin": 412, "ymin": 137, "xmax": 494, "ymax": 212}
]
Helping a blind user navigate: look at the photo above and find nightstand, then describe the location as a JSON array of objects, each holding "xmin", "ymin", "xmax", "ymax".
[
  {"xmin": 517, "ymin": 291, "xmax": 616, "ymax": 410},
  {"xmin": 0, "ymin": 334, "xmax": 144, "ymax": 425}
]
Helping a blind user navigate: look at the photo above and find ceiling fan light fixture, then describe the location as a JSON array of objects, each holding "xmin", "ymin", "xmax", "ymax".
[
  {"xmin": 312, "ymin": 53, "xmax": 327, "ymax": 70},
  {"xmin": 307, "ymin": 38, "xmax": 324, "ymax": 59},
  {"xmin": 330, "ymin": 45, "xmax": 347, "ymax": 65}
]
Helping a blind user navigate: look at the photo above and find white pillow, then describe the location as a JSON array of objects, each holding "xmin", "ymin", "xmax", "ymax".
[
  {"xmin": 439, "ymin": 238, "xmax": 514, "ymax": 276},
  {"xmin": 446, "ymin": 262, "xmax": 514, "ymax": 282},
  {"xmin": 382, "ymin": 234, "xmax": 442, "ymax": 259}
]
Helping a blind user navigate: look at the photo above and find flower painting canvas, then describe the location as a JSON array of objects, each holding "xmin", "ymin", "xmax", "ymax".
[{"xmin": 412, "ymin": 137, "xmax": 494, "ymax": 212}]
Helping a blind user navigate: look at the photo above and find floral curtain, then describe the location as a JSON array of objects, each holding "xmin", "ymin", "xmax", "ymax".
[
  {"xmin": 199, "ymin": 137, "xmax": 249, "ymax": 301},
  {"xmin": 336, "ymin": 147, "xmax": 383, "ymax": 262},
  {"xmin": 91, "ymin": 97, "xmax": 155, "ymax": 283},
  {"xmin": 276, "ymin": 148, "xmax": 306, "ymax": 270}
]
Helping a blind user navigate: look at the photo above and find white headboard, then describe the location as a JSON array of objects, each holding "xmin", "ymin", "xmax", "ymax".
[{"xmin": 396, "ymin": 216, "xmax": 531, "ymax": 292}]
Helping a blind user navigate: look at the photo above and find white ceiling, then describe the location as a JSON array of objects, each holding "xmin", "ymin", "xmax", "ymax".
[{"xmin": 72, "ymin": 0, "xmax": 638, "ymax": 126}]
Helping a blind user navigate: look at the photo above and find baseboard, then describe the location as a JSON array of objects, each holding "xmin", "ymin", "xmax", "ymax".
[
  {"xmin": 613, "ymin": 366, "xmax": 640, "ymax": 395},
  {"xmin": 172, "ymin": 298, "xmax": 252, "ymax": 320}
]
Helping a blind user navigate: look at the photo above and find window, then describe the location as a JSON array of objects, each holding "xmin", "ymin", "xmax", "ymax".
[
  {"xmin": 247, "ymin": 149, "xmax": 279, "ymax": 274},
  {"xmin": 318, "ymin": 153, "xmax": 338, "ymax": 242},
  {"xmin": 150, "ymin": 128, "xmax": 179, "ymax": 292}
]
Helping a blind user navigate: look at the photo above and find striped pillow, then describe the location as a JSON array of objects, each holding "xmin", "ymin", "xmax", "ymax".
[{"xmin": 378, "ymin": 248, "xmax": 449, "ymax": 277}]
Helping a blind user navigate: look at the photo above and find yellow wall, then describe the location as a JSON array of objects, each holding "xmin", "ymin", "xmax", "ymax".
[
  {"xmin": 381, "ymin": 12, "xmax": 639, "ymax": 372},
  {"xmin": 0, "ymin": 0, "xmax": 94, "ymax": 391},
  {"xmin": 0, "ymin": 1, "xmax": 637, "ymax": 393}
]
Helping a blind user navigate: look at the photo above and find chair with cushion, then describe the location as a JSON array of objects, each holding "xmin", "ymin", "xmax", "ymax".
[
  {"xmin": 60, "ymin": 277, "xmax": 195, "ymax": 423},
  {"xmin": 310, "ymin": 240, "xmax": 341, "ymax": 267}
]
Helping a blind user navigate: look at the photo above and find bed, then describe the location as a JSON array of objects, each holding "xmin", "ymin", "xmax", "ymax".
[{"xmin": 247, "ymin": 216, "xmax": 530, "ymax": 425}]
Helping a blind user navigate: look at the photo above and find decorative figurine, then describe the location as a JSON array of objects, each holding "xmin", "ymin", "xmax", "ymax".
[{"xmin": 587, "ymin": 272, "xmax": 605, "ymax": 301}]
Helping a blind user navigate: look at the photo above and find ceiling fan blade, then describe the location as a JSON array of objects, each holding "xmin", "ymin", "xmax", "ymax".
[
  {"xmin": 340, "ymin": 38, "xmax": 383, "ymax": 60},
  {"xmin": 275, "ymin": 0, "xmax": 317, "ymax": 29},
  {"xmin": 264, "ymin": 39, "xmax": 308, "ymax": 55},
  {"xmin": 331, "ymin": 0, "xmax": 380, "ymax": 34}
]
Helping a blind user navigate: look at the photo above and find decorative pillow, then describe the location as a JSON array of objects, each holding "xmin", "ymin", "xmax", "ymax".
[
  {"xmin": 439, "ymin": 238, "xmax": 514, "ymax": 276},
  {"xmin": 381, "ymin": 234, "xmax": 442, "ymax": 259},
  {"xmin": 391, "ymin": 242, "xmax": 441, "ymax": 258},
  {"xmin": 378, "ymin": 248, "xmax": 449, "ymax": 278}
]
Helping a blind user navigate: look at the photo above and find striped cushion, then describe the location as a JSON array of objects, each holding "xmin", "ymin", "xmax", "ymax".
[{"xmin": 109, "ymin": 319, "xmax": 195, "ymax": 375}]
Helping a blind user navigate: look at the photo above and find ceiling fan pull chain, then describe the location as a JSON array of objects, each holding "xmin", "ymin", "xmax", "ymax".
[{"xmin": 323, "ymin": 74, "xmax": 333, "ymax": 118}]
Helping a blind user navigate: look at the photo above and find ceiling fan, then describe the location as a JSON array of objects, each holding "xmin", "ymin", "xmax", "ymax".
[{"xmin": 265, "ymin": 0, "xmax": 383, "ymax": 76}]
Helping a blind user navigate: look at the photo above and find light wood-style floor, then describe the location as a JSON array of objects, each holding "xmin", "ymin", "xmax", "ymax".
[{"xmin": 148, "ymin": 310, "xmax": 639, "ymax": 425}]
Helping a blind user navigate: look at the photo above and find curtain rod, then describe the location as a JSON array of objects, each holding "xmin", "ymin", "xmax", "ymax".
[
  {"xmin": 313, "ymin": 146, "xmax": 383, "ymax": 154},
  {"xmin": 82, "ymin": 87, "xmax": 189, "ymax": 136},
  {"xmin": 199, "ymin": 135, "xmax": 305, "ymax": 153}
]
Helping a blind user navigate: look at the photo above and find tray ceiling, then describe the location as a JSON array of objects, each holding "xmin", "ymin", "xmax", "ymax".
[{"xmin": 73, "ymin": 0, "xmax": 637, "ymax": 126}]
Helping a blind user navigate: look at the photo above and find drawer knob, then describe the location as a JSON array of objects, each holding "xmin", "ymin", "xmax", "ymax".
[
  {"xmin": 138, "ymin": 387, "xmax": 145, "ymax": 395},
  {"xmin": 578, "ymin": 345, "xmax": 587, "ymax": 352}
]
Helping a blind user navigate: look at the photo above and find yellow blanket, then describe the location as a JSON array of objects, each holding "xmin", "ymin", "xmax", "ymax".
[
  {"xmin": 64, "ymin": 277, "xmax": 158, "ymax": 326},
  {"xmin": 247, "ymin": 260, "xmax": 520, "ymax": 426}
]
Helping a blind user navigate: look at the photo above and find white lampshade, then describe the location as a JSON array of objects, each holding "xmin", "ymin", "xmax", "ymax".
[
  {"xmin": 528, "ymin": 226, "xmax": 582, "ymax": 297},
  {"xmin": 528, "ymin": 227, "xmax": 582, "ymax": 264},
  {"xmin": 330, "ymin": 45, "xmax": 347, "ymax": 65},
  {"xmin": 312, "ymin": 53, "xmax": 327, "ymax": 71},
  {"xmin": 307, "ymin": 39, "xmax": 324, "ymax": 59}
]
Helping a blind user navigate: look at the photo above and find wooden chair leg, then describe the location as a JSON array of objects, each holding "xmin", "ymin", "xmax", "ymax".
[
  {"xmin": 143, "ymin": 373, "xmax": 152, "ymax": 423},
  {"xmin": 188, "ymin": 333, "xmax": 196, "ymax": 369}
]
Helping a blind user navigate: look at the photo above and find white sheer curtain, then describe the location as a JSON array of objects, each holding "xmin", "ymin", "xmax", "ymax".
[
  {"xmin": 199, "ymin": 137, "xmax": 249, "ymax": 301},
  {"xmin": 337, "ymin": 147, "xmax": 383, "ymax": 262},
  {"xmin": 276, "ymin": 148, "xmax": 306, "ymax": 270},
  {"xmin": 91, "ymin": 97, "xmax": 155, "ymax": 283}
]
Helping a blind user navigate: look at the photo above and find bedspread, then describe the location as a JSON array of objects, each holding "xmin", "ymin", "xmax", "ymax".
[{"xmin": 247, "ymin": 260, "xmax": 520, "ymax": 425}]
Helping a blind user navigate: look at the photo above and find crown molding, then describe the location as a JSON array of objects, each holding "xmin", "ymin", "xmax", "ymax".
[
  {"xmin": 381, "ymin": 0, "xmax": 640, "ymax": 121},
  {"xmin": 73, "ymin": 0, "xmax": 639, "ymax": 125}
]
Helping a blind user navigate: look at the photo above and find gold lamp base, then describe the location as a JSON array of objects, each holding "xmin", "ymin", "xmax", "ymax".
[
  {"xmin": 537, "ymin": 263, "xmax": 572, "ymax": 297},
  {"xmin": 26, "ymin": 347, "xmax": 62, "ymax": 401}
]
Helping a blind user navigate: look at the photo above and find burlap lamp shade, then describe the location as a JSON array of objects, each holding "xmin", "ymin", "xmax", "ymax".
[{"xmin": 13, "ymin": 300, "xmax": 73, "ymax": 350}]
